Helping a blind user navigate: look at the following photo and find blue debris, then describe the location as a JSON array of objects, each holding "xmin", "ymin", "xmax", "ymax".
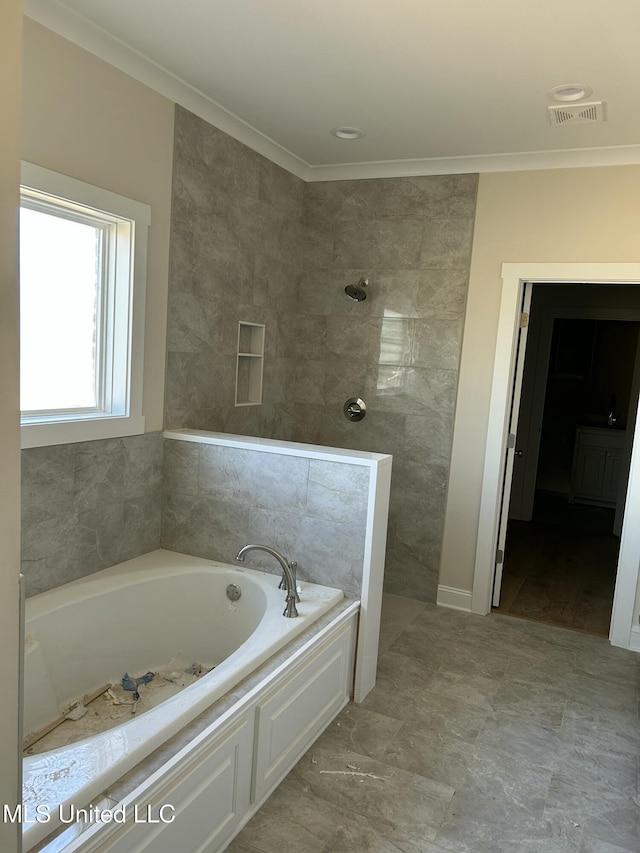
[{"xmin": 121, "ymin": 671, "xmax": 154, "ymax": 700}]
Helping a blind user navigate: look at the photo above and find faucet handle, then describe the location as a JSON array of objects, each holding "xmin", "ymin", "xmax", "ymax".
[{"xmin": 279, "ymin": 560, "xmax": 300, "ymax": 602}]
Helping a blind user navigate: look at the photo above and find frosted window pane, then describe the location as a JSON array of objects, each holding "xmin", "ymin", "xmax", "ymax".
[{"xmin": 20, "ymin": 208, "xmax": 100, "ymax": 412}]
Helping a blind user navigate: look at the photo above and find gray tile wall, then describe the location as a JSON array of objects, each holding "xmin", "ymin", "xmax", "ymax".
[
  {"xmin": 166, "ymin": 107, "xmax": 478, "ymax": 604},
  {"xmin": 21, "ymin": 433, "xmax": 164, "ymax": 596},
  {"xmin": 293, "ymin": 176, "xmax": 477, "ymax": 601},
  {"xmin": 161, "ymin": 440, "xmax": 369, "ymax": 595},
  {"xmin": 166, "ymin": 106, "xmax": 304, "ymax": 439},
  {"xmin": 21, "ymin": 118, "xmax": 476, "ymax": 603}
]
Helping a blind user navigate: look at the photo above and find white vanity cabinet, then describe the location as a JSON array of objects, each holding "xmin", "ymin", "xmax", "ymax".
[{"xmin": 570, "ymin": 426, "xmax": 626, "ymax": 507}]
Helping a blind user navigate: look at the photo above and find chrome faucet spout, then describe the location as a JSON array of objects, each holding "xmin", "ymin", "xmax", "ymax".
[{"xmin": 235, "ymin": 544, "xmax": 298, "ymax": 617}]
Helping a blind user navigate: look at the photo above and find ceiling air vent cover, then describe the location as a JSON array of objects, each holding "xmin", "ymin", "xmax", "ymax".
[{"xmin": 548, "ymin": 101, "xmax": 606, "ymax": 126}]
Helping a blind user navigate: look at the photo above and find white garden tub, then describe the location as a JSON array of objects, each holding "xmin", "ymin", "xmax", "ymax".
[{"xmin": 22, "ymin": 550, "xmax": 343, "ymax": 850}]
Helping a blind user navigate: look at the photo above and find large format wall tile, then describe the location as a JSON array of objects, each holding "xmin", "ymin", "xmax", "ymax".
[
  {"xmin": 295, "ymin": 173, "xmax": 477, "ymax": 601},
  {"xmin": 21, "ymin": 433, "xmax": 164, "ymax": 596},
  {"xmin": 161, "ymin": 441, "xmax": 369, "ymax": 595},
  {"xmin": 166, "ymin": 108, "xmax": 477, "ymax": 603},
  {"xmin": 166, "ymin": 106, "xmax": 303, "ymax": 436}
]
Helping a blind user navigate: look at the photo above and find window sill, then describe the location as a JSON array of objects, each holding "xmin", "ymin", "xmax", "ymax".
[{"xmin": 21, "ymin": 415, "xmax": 146, "ymax": 449}]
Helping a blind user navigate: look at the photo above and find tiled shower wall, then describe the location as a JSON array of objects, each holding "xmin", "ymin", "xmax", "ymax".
[
  {"xmin": 21, "ymin": 433, "xmax": 163, "ymax": 596},
  {"xmin": 166, "ymin": 107, "xmax": 477, "ymax": 603},
  {"xmin": 165, "ymin": 106, "xmax": 304, "ymax": 438},
  {"xmin": 161, "ymin": 438, "xmax": 370, "ymax": 595},
  {"xmin": 293, "ymin": 177, "xmax": 477, "ymax": 601}
]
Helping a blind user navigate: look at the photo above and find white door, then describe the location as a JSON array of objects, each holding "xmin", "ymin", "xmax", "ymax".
[{"xmin": 491, "ymin": 284, "xmax": 532, "ymax": 606}]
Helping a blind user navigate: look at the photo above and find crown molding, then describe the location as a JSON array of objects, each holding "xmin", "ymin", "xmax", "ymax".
[
  {"xmin": 24, "ymin": 0, "xmax": 640, "ymax": 183},
  {"xmin": 23, "ymin": 0, "xmax": 313, "ymax": 181},
  {"xmin": 304, "ymin": 144, "xmax": 640, "ymax": 182}
]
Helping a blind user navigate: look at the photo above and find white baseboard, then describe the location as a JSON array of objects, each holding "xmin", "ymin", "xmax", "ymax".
[
  {"xmin": 628, "ymin": 625, "xmax": 640, "ymax": 652},
  {"xmin": 436, "ymin": 585, "xmax": 473, "ymax": 612}
]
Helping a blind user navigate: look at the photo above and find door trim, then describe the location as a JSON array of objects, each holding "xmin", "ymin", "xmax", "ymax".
[{"xmin": 471, "ymin": 263, "xmax": 640, "ymax": 650}]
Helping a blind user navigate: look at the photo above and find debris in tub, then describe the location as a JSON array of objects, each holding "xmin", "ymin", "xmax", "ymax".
[
  {"xmin": 121, "ymin": 671, "xmax": 155, "ymax": 700},
  {"xmin": 159, "ymin": 670, "xmax": 184, "ymax": 684},
  {"xmin": 64, "ymin": 703, "xmax": 87, "ymax": 721},
  {"xmin": 24, "ymin": 659, "xmax": 214, "ymax": 756},
  {"xmin": 23, "ymin": 682, "xmax": 112, "ymax": 752}
]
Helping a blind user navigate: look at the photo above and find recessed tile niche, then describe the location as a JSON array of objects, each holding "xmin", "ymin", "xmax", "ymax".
[{"xmin": 235, "ymin": 322, "xmax": 265, "ymax": 406}]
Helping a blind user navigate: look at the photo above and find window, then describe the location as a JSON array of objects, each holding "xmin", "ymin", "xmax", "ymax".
[{"xmin": 19, "ymin": 163, "xmax": 150, "ymax": 448}]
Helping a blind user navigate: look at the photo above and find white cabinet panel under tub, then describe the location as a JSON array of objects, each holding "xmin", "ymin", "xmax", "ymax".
[
  {"xmin": 252, "ymin": 616, "xmax": 355, "ymax": 804},
  {"xmin": 89, "ymin": 715, "xmax": 253, "ymax": 853},
  {"xmin": 60, "ymin": 602, "xmax": 358, "ymax": 853}
]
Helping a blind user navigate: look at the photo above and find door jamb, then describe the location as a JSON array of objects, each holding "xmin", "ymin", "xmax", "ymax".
[{"xmin": 471, "ymin": 263, "xmax": 640, "ymax": 650}]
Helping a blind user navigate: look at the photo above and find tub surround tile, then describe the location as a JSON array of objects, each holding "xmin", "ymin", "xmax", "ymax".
[
  {"xmin": 163, "ymin": 439, "xmax": 200, "ymax": 496},
  {"xmin": 21, "ymin": 515, "xmax": 84, "ymax": 596},
  {"xmin": 73, "ymin": 439, "xmax": 125, "ymax": 509},
  {"xmin": 122, "ymin": 493, "xmax": 163, "ymax": 558},
  {"xmin": 199, "ymin": 446, "xmax": 309, "ymax": 513},
  {"xmin": 306, "ymin": 460, "xmax": 369, "ymax": 524},
  {"xmin": 76, "ymin": 502, "xmax": 126, "ymax": 569},
  {"xmin": 161, "ymin": 438, "xmax": 372, "ymax": 594},
  {"xmin": 295, "ymin": 516, "xmax": 365, "ymax": 593},
  {"xmin": 122, "ymin": 433, "xmax": 164, "ymax": 499},
  {"xmin": 21, "ymin": 444, "xmax": 75, "ymax": 526},
  {"xmin": 22, "ymin": 434, "xmax": 164, "ymax": 596},
  {"xmin": 161, "ymin": 491, "xmax": 250, "ymax": 563}
]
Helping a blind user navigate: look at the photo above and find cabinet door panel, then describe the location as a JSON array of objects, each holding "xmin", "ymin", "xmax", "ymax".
[
  {"xmin": 252, "ymin": 626, "xmax": 352, "ymax": 804},
  {"xmin": 603, "ymin": 451, "xmax": 624, "ymax": 502},
  {"xmin": 574, "ymin": 447, "xmax": 606, "ymax": 498},
  {"xmin": 95, "ymin": 716, "xmax": 252, "ymax": 853}
]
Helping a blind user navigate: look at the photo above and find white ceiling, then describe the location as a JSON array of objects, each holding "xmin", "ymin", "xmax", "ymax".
[{"xmin": 24, "ymin": 0, "xmax": 640, "ymax": 181}]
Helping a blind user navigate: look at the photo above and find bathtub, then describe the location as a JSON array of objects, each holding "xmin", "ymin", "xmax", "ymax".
[{"xmin": 22, "ymin": 550, "xmax": 344, "ymax": 850}]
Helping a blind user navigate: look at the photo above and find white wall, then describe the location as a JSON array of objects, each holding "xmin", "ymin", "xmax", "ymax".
[
  {"xmin": 0, "ymin": 1, "xmax": 23, "ymax": 849},
  {"xmin": 441, "ymin": 166, "xmax": 640, "ymax": 599},
  {"xmin": 22, "ymin": 20, "xmax": 175, "ymax": 431}
]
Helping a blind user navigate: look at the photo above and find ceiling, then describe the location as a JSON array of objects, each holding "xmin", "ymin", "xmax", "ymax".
[{"xmin": 24, "ymin": 0, "xmax": 640, "ymax": 181}]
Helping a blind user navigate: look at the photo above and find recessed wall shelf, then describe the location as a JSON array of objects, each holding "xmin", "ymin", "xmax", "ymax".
[{"xmin": 235, "ymin": 322, "xmax": 265, "ymax": 406}]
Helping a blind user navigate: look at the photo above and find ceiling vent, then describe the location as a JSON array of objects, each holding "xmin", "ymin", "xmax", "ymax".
[{"xmin": 548, "ymin": 101, "xmax": 606, "ymax": 126}]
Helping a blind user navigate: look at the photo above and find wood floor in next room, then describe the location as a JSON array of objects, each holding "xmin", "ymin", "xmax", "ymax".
[
  {"xmin": 229, "ymin": 593, "xmax": 640, "ymax": 853},
  {"xmin": 494, "ymin": 493, "xmax": 620, "ymax": 637}
]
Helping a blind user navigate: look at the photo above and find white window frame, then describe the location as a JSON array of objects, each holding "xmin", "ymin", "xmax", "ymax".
[{"xmin": 19, "ymin": 163, "xmax": 150, "ymax": 448}]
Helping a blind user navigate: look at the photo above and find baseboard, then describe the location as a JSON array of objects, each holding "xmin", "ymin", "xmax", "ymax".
[
  {"xmin": 628, "ymin": 625, "xmax": 640, "ymax": 652},
  {"xmin": 436, "ymin": 585, "xmax": 473, "ymax": 612}
]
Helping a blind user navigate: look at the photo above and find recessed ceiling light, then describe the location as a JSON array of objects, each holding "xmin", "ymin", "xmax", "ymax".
[
  {"xmin": 547, "ymin": 84, "xmax": 593, "ymax": 103},
  {"xmin": 331, "ymin": 126, "xmax": 365, "ymax": 140}
]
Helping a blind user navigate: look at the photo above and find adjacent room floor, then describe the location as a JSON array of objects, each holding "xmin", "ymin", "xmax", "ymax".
[
  {"xmin": 229, "ymin": 593, "xmax": 640, "ymax": 852},
  {"xmin": 494, "ymin": 492, "xmax": 620, "ymax": 637}
]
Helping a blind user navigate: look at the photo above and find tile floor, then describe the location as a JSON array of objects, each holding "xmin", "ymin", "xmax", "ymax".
[{"xmin": 229, "ymin": 594, "xmax": 640, "ymax": 852}]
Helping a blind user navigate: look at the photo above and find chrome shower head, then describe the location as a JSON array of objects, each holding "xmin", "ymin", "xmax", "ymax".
[{"xmin": 344, "ymin": 277, "xmax": 369, "ymax": 302}]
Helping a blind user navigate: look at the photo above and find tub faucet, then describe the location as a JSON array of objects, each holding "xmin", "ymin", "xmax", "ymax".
[{"xmin": 234, "ymin": 544, "xmax": 299, "ymax": 618}]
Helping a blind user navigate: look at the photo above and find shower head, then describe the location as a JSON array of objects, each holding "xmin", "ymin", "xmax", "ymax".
[{"xmin": 344, "ymin": 277, "xmax": 369, "ymax": 302}]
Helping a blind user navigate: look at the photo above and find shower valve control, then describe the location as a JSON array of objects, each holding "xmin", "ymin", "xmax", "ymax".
[{"xmin": 344, "ymin": 397, "xmax": 367, "ymax": 422}]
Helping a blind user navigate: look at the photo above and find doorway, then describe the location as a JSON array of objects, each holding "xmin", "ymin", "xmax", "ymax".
[
  {"xmin": 493, "ymin": 291, "xmax": 640, "ymax": 636},
  {"xmin": 472, "ymin": 263, "xmax": 640, "ymax": 652}
]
